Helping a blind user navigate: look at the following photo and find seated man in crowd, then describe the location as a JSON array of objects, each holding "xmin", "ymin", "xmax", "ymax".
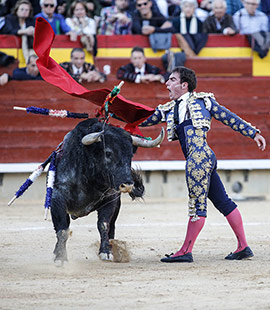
[
  {"xmin": 233, "ymin": 0, "xmax": 269, "ymax": 58},
  {"xmin": 203, "ymin": 0, "xmax": 237, "ymax": 35},
  {"xmin": 172, "ymin": 0, "xmax": 208, "ymax": 56},
  {"xmin": 116, "ymin": 46, "xmax": 166, "ymax": 83},
  {"xmin": 233, "ymin": 0, "xmax": 268, "ymax": 34},
  {"xmin": 132, "ymin": 0, "xmax": 173, "ymax": 34},
  {"xmin": 35, "ymin": 0, "xmax": 76, "ymax": 40},
  {"xmin": 98, "ymin": 0, "xmax": 132, "ymax": 34},
  {"xmin": 60, "ymin": 48, "xmax": 106, "ymax": 83},
  {"xmin": 0, "ymin": 54, "xmax": 42, "ymax": 86}
]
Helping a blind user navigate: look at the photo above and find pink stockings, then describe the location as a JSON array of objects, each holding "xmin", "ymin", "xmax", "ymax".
[
  {"xmin": 225, "ymin": 208, "xmax": 248, "ymax": 253},
  {"xmin": 172, "ymin": 216, "xmax": 205, "ymax": 257},
  {"xmin": 172, "ymin": 207, "xmax": 248, "ymax": 257}
]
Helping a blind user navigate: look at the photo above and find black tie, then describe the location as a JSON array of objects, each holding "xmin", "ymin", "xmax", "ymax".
[{"xmin": 173, "ymin": 99, "xmax": 181, "ymax": 125}]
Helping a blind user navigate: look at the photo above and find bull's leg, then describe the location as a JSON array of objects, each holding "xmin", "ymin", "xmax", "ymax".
[
  {"xmin": 108, "ymin": 196, "xmax": 121, "ymax": 239},
  {"xmin": 97, "ymin": 194, "xmax": 121, "ymax": 261},
  {"xmin": 50, "ymin": 197, "xmax": 70, "ymax": 265}
]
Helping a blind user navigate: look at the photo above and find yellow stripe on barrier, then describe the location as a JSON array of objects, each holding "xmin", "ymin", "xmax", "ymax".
[
  {"xmin": 0, "ymin": 48, "xmax": 18, "ymax": 59},
  {"xmin": 252, "ymin": 51, "xmax": 270, "ymax": 76},
  {"xmin": 198, "ymin": 47, "xmax": 252, "ymax": 58},
  {"xmin": 2, "ymin": 47, "xmax": 270, "ymax": 76}
]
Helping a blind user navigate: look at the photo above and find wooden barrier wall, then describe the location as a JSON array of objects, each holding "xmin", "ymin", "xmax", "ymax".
[
  {"xmin": 0, "ymin": 34, "xmax": 269, "ymax": 163},
  {"xmin": 0, "ymin": 77, "xmax": 269, "ymax": 163}
]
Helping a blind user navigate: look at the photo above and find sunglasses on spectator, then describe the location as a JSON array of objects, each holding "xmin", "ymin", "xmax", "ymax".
[
  {"xmin": 43, "ymin": 3, "xmax": 55, "ymax": 7},
  {"xmin": 136, "ymin": 1, "xmax": 149, "ymax": 7}
]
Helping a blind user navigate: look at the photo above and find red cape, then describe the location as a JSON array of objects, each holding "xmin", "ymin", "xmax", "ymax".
[{"xmin": 33, "ymin": 17, "xmax": 154, "ymax": 128}]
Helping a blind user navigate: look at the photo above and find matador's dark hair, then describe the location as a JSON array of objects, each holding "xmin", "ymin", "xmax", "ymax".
[{"xmin": 172, "ymin": 66, "xmax": 197, "ymax": 92}]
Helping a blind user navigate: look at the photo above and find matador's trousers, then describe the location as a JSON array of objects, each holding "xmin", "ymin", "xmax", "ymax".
[{"xmin": 175, "ymin": 120, "xmax": 237, "ymax": 218}]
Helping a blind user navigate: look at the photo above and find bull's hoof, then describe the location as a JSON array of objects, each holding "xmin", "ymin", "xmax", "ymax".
[
  {"xmin": 54, "ymin": 257, "xmax": 67, "ymax": 267},
  {"xmin": 99, "ymin": 252, "xmax": 114, "ymax": 261},
  {"xmin": 53, "ymin": 229, "xmax": 69, "ymax": 266}
]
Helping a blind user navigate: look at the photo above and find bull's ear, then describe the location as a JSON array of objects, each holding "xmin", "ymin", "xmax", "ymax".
[{"xmin": 81, "ymin": 131, "xmax": 104, "ymax": 145}]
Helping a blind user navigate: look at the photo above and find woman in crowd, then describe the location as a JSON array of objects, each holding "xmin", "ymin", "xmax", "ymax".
[
  {"xmin": 4, "ymin": 0, "xmax": 35, "ymax": 62},
  {"xmin": 65, "ymin": 0, "xmax": 97, "ymax": 55}
]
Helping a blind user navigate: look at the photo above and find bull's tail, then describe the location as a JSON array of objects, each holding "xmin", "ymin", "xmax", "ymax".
[{"xmin": 129, "ymin": 168, "xmax": 145, "ymax": 200}]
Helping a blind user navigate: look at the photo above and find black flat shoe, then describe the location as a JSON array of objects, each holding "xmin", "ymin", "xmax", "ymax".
[
  {"xmin": 225, "ymin": 246, "xmax": 254, "ymax": 260},
  {"xmin": 160, "ymin": 252, "xmax": 193, "ymax": 263}
]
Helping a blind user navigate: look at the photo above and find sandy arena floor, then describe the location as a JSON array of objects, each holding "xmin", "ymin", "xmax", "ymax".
[{"xmin": 0, "ymin": 196, "xmax": 270, "ymax": 310}]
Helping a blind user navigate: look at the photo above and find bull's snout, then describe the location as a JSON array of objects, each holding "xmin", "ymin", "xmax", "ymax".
[{"xmin": 119, "ymin": 183, "xmax": 134, "ymax": 193}]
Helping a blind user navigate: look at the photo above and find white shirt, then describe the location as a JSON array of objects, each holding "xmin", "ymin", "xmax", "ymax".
[
  {"xmin": 177, "ymin": 92, "xmax": 212, "ymax": 124},
  {"xmin": 135, "ymin": 64, "xmax": 146, "ymax": 83},
  {"xmin": 233, "ymin": 8, "xmax": 268, "ymax": 34},
  {"xmin": 176, "ymin": 92, "xmax": 190, "ymax": 124},
  {"xmin": 72, "ymin": 64, "xmax": 83, "ymax": 75}
]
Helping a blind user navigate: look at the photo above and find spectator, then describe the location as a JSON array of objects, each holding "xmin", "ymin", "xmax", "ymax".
[
  {"xmin": 60, "ymin": 48, "xmax": 106, "ymax": 83},
  {"xmin": 132, "ymin": 0, "xmax": 173, "ymax": 35},
  {"xmin": 35, "ymin": 0, "xmax": 76, "ymax": 40},
  {"xmin": 98, "ymin": 0, "xmax": 132, "ymax": 34},
  {"xmin": 116, "ymin": 46, "xmax": 166, "ymax": 83},
  {"xmin": 3, "ymin": 0, "xmax": 41, "ymax": 16},
  {"xmin": 65, "ymin": 0, "xmax": 102, "ymax": 19},
  {"xmin": 0, "ymin": 54, "xmax": 42, "ymax": 86},
  {"xmin": 65, "ymin": 1, "xmax": 97, "ymax": 55},
  {"xmin": 86, "ymin": 0, "xmax": 103, "ymax": 18},
  {"xmin": 233, "ymin": 0, "xmax": 268, "ymax": 34},
  {"xmin": 233, "ymin": 0, "xmax": 269, "ymax": 58},
  {"xmin": 226, "ymin": 0, "xmax": 243, "ymax": 15},
  {"xmin": 172, "ymin": 0, "xmax": 208, "ymax": 56},
  {"xmin": 56, "ymin": 0, "xmax": 67, "ymax": 16},
  {"xmin": 203, "ymin": 0, "xmax": 237, "ymax": 35},
  {"xmin": 3, "ymin": 0, "xmax": 36, "ymax": 62}
]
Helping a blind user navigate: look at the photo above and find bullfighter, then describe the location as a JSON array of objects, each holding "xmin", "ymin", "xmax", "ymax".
[{"xmin": 140, "ymin": 66, "xmax": 266, "ymax": 263}]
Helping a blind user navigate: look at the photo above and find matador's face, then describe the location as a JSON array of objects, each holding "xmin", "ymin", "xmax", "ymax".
[{"xmin": 166, "ymin": 71, "xmax": 187, "ymax": 100}]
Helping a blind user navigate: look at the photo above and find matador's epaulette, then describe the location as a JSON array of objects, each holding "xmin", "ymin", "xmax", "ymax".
[
  {"xmin": 190, "ymin": 92, "xmax": 216, "ymax": 100},
  {"xmin": 157, "ymin": 100, "xmax": 175, "ymax": 112}
]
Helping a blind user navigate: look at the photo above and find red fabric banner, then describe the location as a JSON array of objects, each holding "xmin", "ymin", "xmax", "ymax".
[{"xmin": 33, "ymin": 17, "xmax": 154, "ymax": 127}]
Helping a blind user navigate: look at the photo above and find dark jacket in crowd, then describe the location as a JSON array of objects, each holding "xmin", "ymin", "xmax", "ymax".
[
  {"xmin": 117, "ymin": 62, "xmax": 163, "ymax": 82},
  {"xmin": 203, "ymin": 14, "xmax": 237, "ymax": 34},
  {"xmin": 11, "ymin": 67, "xmax": 43, "ymax": 80},
  {"xmin": 132, "ymin": 10, "xmax": 173, "ymax": 34},
  {"xmin": 172, "ymin": 16, "xmax": 204, "ymax": 34},
  {"xmin": 3, "ymin": 14, "xmax": 35, "ymax": 48}
]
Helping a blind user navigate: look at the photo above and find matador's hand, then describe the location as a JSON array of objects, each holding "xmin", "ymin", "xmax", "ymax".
[{"xmin": 254, "ymin": 133, "xmax": 266, "ymax": 151}]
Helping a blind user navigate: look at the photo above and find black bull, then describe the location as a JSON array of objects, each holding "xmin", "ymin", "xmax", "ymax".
[{"xmin": 51, "ymin": 118, "xmax": 164, "ymax": 264}]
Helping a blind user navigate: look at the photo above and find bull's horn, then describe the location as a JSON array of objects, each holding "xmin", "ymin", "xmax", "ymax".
[
  {"xmin": 81, "ymin": 131, "xmax": 104, "ymax": 145},
  {"xmin": 131, "ymin": 128, "xmax": 165, "ymax": 148}
]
